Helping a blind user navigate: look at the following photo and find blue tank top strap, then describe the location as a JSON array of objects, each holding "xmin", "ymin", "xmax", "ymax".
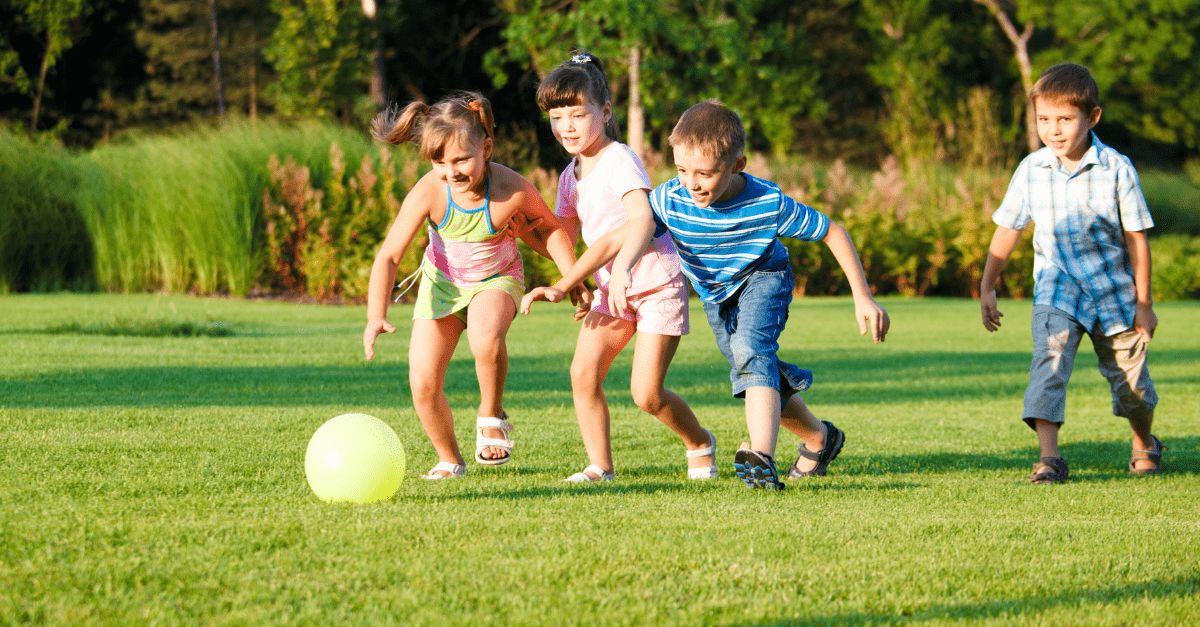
[{"xmin": 439, "ymin": 175, "xmax": 493, "ymax": 231}]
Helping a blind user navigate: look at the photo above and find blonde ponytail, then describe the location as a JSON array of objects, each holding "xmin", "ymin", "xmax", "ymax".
[{"xmin": 371, "ymin": 100, "xmax": 429, "ymax": 145}]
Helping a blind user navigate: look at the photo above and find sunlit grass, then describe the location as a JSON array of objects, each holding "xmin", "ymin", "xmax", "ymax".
[{"xmin": 1, "ymin": 294, "xmax": 1197, "ymax": 623}]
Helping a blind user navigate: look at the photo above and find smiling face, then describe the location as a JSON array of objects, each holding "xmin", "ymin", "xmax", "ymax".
[
  {"xmin": 431, "ymin": 135, "xmax": 490, "ymax": 195},
  {"xmin": 1034, "ymin": 97, "xmax": 1101, "ymax": 170},
  {"xmin": 671, "ymin": 143, "xmax": 747, "ymax": 208},
  {"xmin": 547, "ymin": 99, "xmax": 610, "ymax": 158}
]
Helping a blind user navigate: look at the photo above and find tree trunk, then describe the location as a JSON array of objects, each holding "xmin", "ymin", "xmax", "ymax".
[
  {"xmin": 975, "ymin": 0, "xmax": 1039, "ymax": 152},
  {"xmin": 249, "ymin": 23, "xmax": 258, "ymax": 121},
  {"xmin": 30, "ymin": 36, "xmax": 50, "ymax": 134},
  {"xmin": 627, "ymin": 45, "xmax": 644, "ymax": 160},
  {"xmin": 363, "ymin": 0, "xmax": 385, "ymax": 107},
  {"xmin": 208, "ymin": 0, "xmax": 226, "ymax": 117}
]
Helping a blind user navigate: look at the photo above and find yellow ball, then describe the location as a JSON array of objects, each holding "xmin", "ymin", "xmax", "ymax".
[{"xmin": 305, "ymin": 413, "xmax": 405, "ymax": 503}]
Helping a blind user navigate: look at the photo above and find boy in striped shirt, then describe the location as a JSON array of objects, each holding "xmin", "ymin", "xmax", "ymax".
[
  {"xmin": 980, "ymin": 64, "xmax": 1163, "ymax": 484},
  {"xmin": 608, "ymin": 100, "xmax": 890, "ymax": 490}
]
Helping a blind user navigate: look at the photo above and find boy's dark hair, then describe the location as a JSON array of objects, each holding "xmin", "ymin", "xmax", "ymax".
[
  {"xmin": 1030, "ymin": 63, "xmax": 1100, "ymax": 113},
  {"xmin": 668, "ymin": 100, "xmax": 745, "ymax": 164},
  {"xmin": 536, "ymin": 51, "xmax": 619, "ymax": 141}
]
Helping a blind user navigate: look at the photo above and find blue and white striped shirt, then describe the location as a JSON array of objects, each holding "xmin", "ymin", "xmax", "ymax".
[
  {"xmin": 993, "ymin": 132, "xmax": 1154, "ymax": 336},
  {"xmin": 650, "ymin": 173, "xmax": 830, "ymax": 303}
]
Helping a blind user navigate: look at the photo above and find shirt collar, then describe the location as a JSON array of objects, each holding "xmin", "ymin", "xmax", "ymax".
[{"xmin": 1031, "ymin": 131, "xmax": 1108, "ymax": 171}]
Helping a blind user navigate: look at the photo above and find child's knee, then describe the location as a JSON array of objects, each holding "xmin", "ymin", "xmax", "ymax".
[
  {"xmin": 569, "ymin": 358, "xmax": 603, "ymax": 390},
  {"xmin": 630, "ymin": 383, "xmax": 666, "ymax": 414},
  {"xmin": 409, "ymin": 371, "xmax": 442, "ymax": 402}
]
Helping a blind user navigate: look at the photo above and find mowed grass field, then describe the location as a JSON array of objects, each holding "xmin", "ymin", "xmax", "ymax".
[{"xmin": 1, "ymin": 294, "xmax": 1197, "ymax": 624}]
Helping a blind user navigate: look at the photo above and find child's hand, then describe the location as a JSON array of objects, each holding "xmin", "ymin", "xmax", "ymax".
[
  {"xmin": 507, "ymin": 211, "xmax": 544, "ymax": 241},
  {"xmin": 520, "ymin": 286, "xmax": 565, "ymax": 314},
  {"xmin": 1134, "ymin": 303, "xmax": 1157, "ymax": 343},
  {"xmin": 568, "ymin": 284, "xmax": 592, "ymax": 308},
  {"xmin": 980, "ymin": 290, "xmax": 1003, "ymax": 332},
  {"xmin": 854, "ymin": 295, "xmax": 890, "ymax": 343},
  {"xmin": 363, "ymin": 318, "xmax": 397, "ymax": 361},
  {"xmin": 607, "ymin": 268, "xmax": 633, "ymax": 315}
]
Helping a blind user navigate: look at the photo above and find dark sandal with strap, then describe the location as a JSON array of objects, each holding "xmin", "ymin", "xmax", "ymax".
[
  {"xmin": 1029, "ymin": 456, "xmax": 1069, "ymax": 484},
  {"xmin": 733, "ymin": 446, "xmax": 785, "ymax": 490},
  {"xmin": 1130, "ymin": 435, "xmax": 1166, "ymax": 475},
  {"xmin": 788, "ymin": 421, "xmax": 845, "ymax": 479}
]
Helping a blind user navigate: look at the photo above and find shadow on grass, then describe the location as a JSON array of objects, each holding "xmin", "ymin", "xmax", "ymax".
[
  {"xmin": 851, "ymin": 437, "xmax": 1199, "ymax": 479},
  {"xmin": 5, "ymin": 345, "xmax": 1197, "ymax": 409},
  {"xmin": 760, "ymin": 574, "xmax": 1200, "ymax": 625},
  {"xmin": 420, "ymin": 479, "xmax": 928, "ymax": 502}
]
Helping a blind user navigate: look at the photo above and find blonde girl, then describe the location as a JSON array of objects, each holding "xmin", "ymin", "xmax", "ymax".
[{"xmin": 364, "ymin": 92, "xmax": 579, "ymax": 479}]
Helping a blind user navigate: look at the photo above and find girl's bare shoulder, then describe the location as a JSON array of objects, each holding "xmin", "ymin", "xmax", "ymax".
[{"xmin": 489, "ymin": 163, "xmax": 540, "ymax": 203}]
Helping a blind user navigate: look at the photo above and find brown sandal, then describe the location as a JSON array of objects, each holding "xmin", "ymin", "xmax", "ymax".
[
  {"xmin": 1029, "ymin": 456, "xmax": 1069, "ymax": 484},
  {"xmin": 1130, "ymin": 435, "xmax": 1166, "ymax": 475}
]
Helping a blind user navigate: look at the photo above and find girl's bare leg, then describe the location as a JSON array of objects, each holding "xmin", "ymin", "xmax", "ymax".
[
  {"xmin": 409, "ymin": 316, "xmax": 467, "ymax": 476},
  {"xmin": 570, "ymin": 311, "xmax": 635, "ymax": 477},
  {"xmin": 466, "ymin": 290, "xmax": 517, "ymax": 460},
  {"xmin": 629, "ymin": 332, "xmax": 713, "ymax": 470}
]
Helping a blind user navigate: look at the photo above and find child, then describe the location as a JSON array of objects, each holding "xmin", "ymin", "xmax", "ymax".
[
  {"xmin": 521, "ymin": 53, "xmax": 717, "ymax": 482},
  {"xmin": 980, "ymin": 63, "xmax": 1163, "ymax": 484},
  {"xmin": 607, "ymin": 100, "xmax": 890, "ymax": 490},
  {"xmin": 363, "ymin": 92, "xmax": 580, "ymax": 480}
]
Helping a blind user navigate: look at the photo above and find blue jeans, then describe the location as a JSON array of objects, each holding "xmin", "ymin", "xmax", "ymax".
[{"xmin": 701, "ymin": 263, "xmax": 812, "ymax": 400}]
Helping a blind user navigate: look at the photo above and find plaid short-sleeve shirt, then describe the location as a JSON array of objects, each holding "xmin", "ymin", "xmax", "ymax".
[{"xmin": 992, "ymin": 133, "xmax": 1154, "ymax": 336}]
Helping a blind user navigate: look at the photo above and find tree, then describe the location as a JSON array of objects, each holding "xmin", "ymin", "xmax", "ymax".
[
  {"xmin": 974, "ymin": 0, "xmax": 1038, "ymax": 152},
  {"xmin": 1041, "ymin": 0, "xmax": 1200, "ymax": 158},
  {"xmin": 3, "ymin": 0, "xmax": 87, "ymax": 135},
  {"xmin": 264, "ymin": 0, "xmax": 371, "ymax": 121},
  {"xmin": 135, "ymin": 0, "xmax": 275, "ymax": 125}
]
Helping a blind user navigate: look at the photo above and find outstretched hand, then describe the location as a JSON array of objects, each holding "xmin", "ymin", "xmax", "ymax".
[
  {"xmin": 854, "ymin": 295, "xmax": 890, "ymax": 343},
  {"xmin": 363, "ymin": 318, "xmax": 397, "ymax": 360},
  {"xmin": 567, "ymin": 284, "xmax": 592, "ymax": 321},
  {"xmin": 980, "ymin": 290, "xmax": 1003, "ymax": 332},
  {"xmin": 520, "ymin": 286, "xmax": 565, "ymax": 315}
]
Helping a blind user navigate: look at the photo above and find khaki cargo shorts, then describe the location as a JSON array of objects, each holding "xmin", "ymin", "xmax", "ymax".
[{"xmin": 1022, "ymin": 305, "xmax": 1158, "ymax": 428}]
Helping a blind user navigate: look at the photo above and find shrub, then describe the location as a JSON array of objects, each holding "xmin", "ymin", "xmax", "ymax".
[
  {"xmin": 0, "ymin": 131, "xmax": 93, "ymax": 292},
  {"xmin": 75, "ymin": 121, "xmax": 375, "ymax": 295},
  {"xmin": 261, "ymin": 143, "xmax": 421, "ymax": 302},
  {"xmin": 1151, "ymin": 235, "xmax": 1200, "ymax": 301}
]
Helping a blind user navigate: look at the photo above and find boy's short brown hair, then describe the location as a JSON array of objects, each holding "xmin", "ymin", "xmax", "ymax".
[
  {"xmin": 668, "ymin": 100, "xmax": 745, "ymax": 164},
  {"xmin": 1029, "ymin": 63, "xmax": 1100, "ymax": 113}
]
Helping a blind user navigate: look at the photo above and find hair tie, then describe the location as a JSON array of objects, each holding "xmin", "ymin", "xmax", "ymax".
[
  {"xmin": 569, "ymin": 54, "xmax": 591, "ymax": 65},
  {"xmin": 467, "ymin": 100, "xmax": 483, "ymax": 112}
]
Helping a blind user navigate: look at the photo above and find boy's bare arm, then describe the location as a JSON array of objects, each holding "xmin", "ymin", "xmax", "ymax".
[
  {"xmin": 1124, "ymin": 229, "xmax": 1157, "ymax": 341},
  {"xmin": 979, "ymin": 226, "xmax": 1022, "ymax": 332},
  {"xmin": 822, "ymin": 221, "xmax": 890, "ymax": 343}
]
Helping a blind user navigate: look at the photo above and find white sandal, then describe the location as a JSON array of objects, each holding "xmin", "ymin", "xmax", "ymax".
[
  {"xmin": 475, "ymin": 414, "xmax": 514, "ymax": 465},
  {"xmin": 420, "ymin": 461, "xmax": 465, "ymax": 480},
  {"xmin": 687, "ymin": 428, "xmax": 718, "ymax": 480},
  {"xmin": 564, "ymin": 464, "xmax": 614, "ymax": 483}
]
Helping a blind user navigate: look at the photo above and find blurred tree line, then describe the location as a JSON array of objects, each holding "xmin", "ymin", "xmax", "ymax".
[{"xmin": 2, "ymin": 0, "xmax": 1198, "ymax": 168}]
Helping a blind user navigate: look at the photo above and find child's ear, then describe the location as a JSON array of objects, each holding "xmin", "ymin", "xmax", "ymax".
[
  {"xmin": 732, "ymin": 154, "xmax": 747, "ymax": 173},
  {"xmin": 1087, "ymin": 106, "xmax": 1102, "ymax": 128},
  {"xmin": 482, "ymin": 137, "xmax": 494, "ymax": 160}
]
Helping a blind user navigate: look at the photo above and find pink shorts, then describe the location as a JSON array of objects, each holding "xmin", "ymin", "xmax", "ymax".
[{"xmin": 590, "ymin": 281, "xmax": 690, "ymax": 336}]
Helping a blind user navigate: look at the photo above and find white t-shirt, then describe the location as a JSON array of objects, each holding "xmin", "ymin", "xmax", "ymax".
[{"xmin": 555, "ymin": 142, "xmax": 682, "ymax": 295}]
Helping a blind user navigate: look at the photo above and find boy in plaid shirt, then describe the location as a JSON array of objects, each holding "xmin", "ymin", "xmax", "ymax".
[{"xmin": 980, "ymin": 63, "xmax": 1163, "ymax": 483}]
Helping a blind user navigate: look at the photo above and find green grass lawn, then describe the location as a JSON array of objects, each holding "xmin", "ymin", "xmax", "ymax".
[{"xmin": 1, "ymin": 294, "xmax": 1197, "ymax": 624}]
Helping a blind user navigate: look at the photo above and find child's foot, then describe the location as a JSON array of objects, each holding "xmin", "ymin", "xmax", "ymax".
[
  {"xmin": 475, "ymin": 412, "xmax": 514, "ymax": 465},
  {"xmin": 686, "ymin": 428, "xmax": 718, "ymax": 480},
  {"xmin": 420, "ymin": 461, "xmax": 466, "ymax": 480},
  {"xmin": 1130, "ymin": 435, "xmax": 1166, "ymax": 475},
  {"xmin": 733, "ymin": 444, "xmax": 785, "ymax": 490},
  {"xmin": 1028, "ymin": 456, "xmax": 1069, "ymax": 484},
  {"xmin": 564, "ymin": 464, "xmax": 614, "ymax": 483},
  {"xmin": 788, "ymin": 421, "xmax": 845, "ymax": 479}
]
